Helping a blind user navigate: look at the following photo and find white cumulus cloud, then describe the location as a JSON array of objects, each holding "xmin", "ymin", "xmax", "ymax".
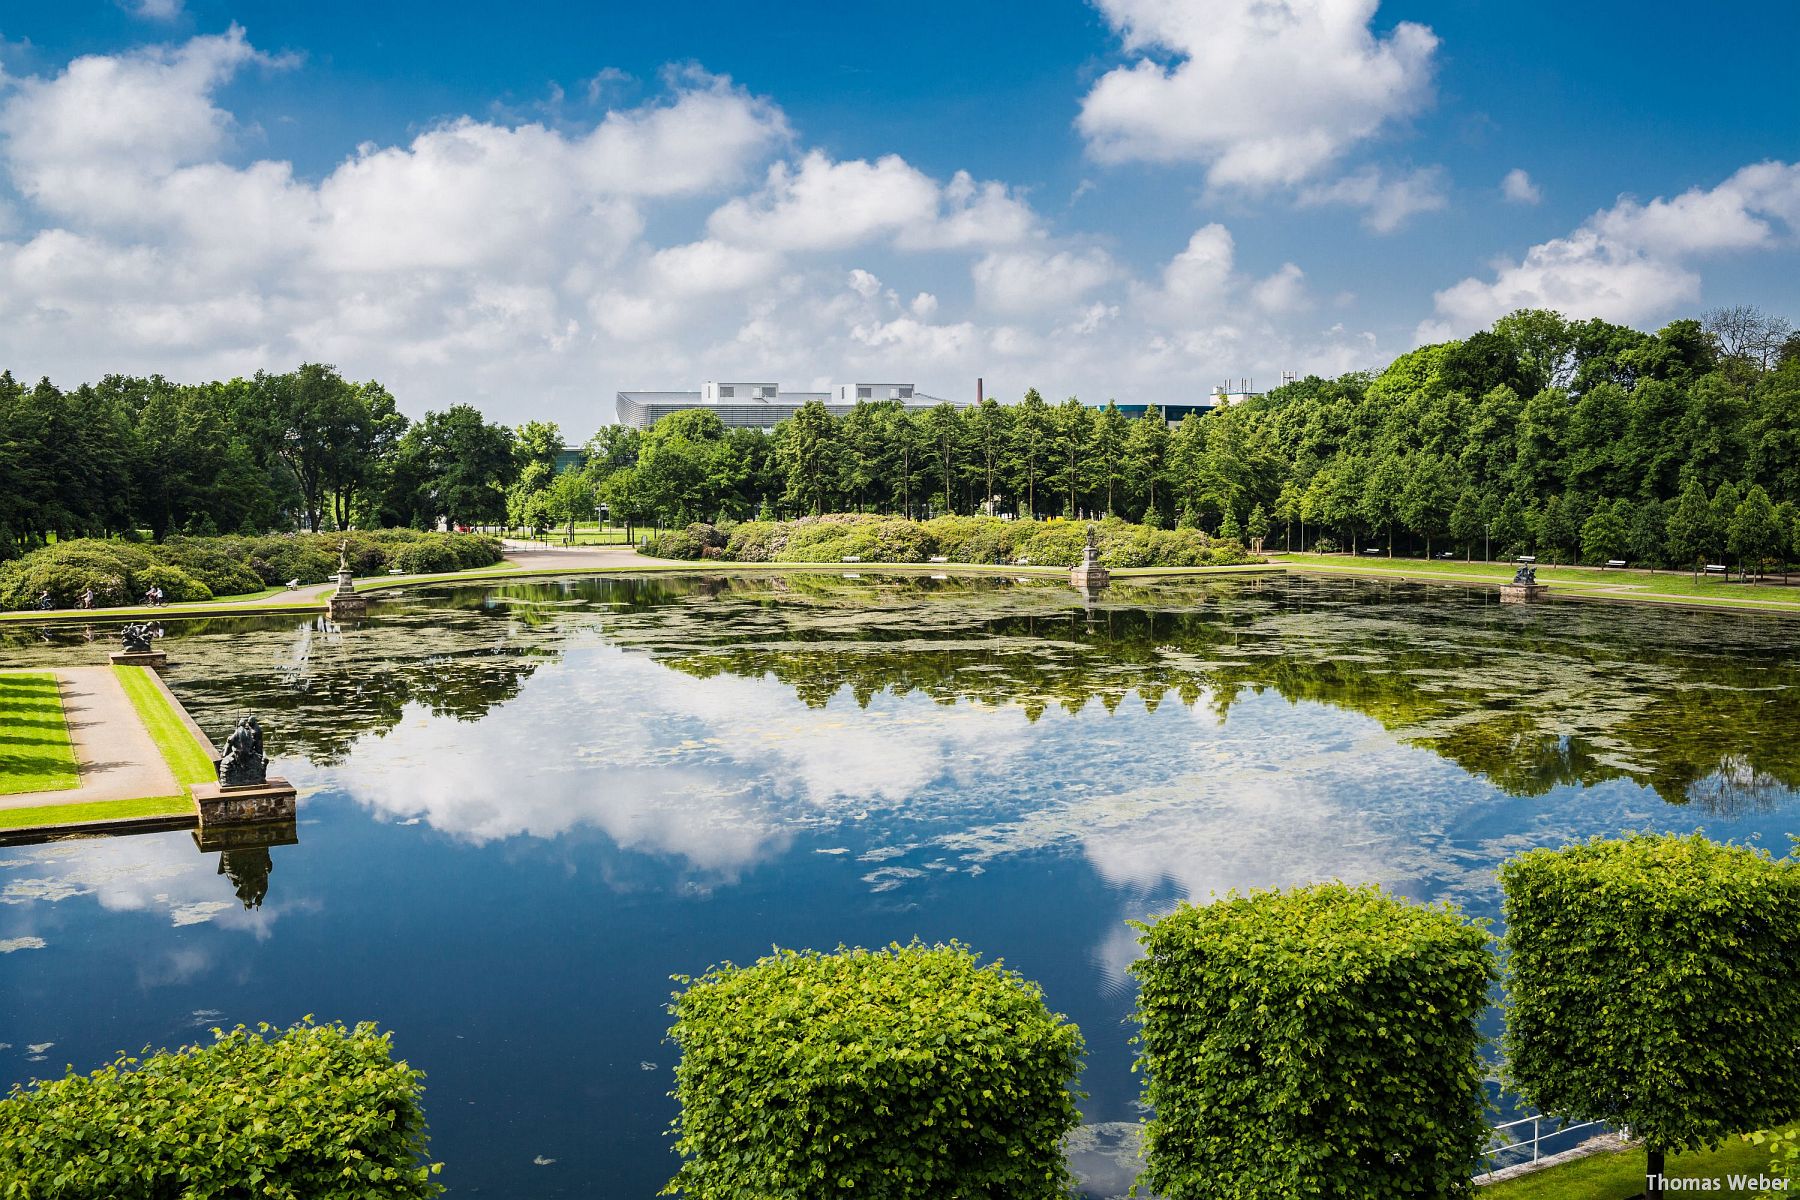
[
  {"xmin": 972, "ymin": 247, "xmax": 1117, "ymax": 314},
  {"xmin": 1076, "ymin": 0, "xmax": 1438, "ymax": 188},
  {"xmin": 706, "ymin": 151, "xmax": 1035, "ymax": 254},
  {"xmin": 1298, "ymin": 165, "xmax": 1447, "ymax": 233},
  {"xmin": 1429, "ymin": 160, "xmax": 1800, "ymax": 333},
  {"xmin": 1501, "ymin": 168, "xmax": 1541, "ymax": 205},
  {"xmin": 0, "ymin": 27, "xmax": 1382, "ymax": 427}
]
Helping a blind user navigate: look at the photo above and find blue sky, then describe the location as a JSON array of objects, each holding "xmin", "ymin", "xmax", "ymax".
[{"xmin": 1, "ymin": 1, "xmax": 1796, "ymax": 431}]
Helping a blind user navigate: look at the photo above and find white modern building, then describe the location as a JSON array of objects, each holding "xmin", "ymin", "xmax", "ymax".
[{"xmin": 615, "ymin": 381, "xmax": 960, "ymax": 429}]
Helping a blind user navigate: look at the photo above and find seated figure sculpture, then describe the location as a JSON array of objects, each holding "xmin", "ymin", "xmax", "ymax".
[
  {"xmin": 119, "ymin": 622, "xmax": 156, "ymax": 653},
  {"xmin": 217, "ymin": 716, "xmax": 269, "ymax": 788},
  {"xmin": 1510, "ymin": 564, "xmax": 1538, "ymax": 587}
]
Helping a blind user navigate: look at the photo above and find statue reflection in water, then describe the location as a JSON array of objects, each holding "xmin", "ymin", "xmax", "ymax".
[
  {"xmin": 193, "ymin": 819, "xmax": 298, "ymax": 910},
  {"xmin": 219, "ymin": 847, "xmax": 273, "ymax": 909}
]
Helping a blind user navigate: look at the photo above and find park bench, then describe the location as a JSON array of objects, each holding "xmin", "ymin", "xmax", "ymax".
[
  {"xmin": 1515, "ymin": 555, "xmax": 1537, "ymax": 564},
  {"xmin": 1435, "ymin": 551, "xmax": 1456, "ymax": 559},
  {"xmin": 1361, "ymin": 548, "xmax": 1383, "ymax": 556},
  {"xmin": 841, "ymin": 556, "xmax": 862, "ymax": 563},
  {"xmin": 1603, "ymin": 559, "xmax": 1627, "ymax": 570},
  {"xmin": 1703, "ymin": 564, "xmax": 1727, "ymax": 575},
  {"xmin": 928, "ymin": 555, "xmax": 948, "ymax": 563}
]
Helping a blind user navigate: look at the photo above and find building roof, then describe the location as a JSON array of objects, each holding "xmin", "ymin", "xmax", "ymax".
[{"xmin": 614, "ymin": 387, "xmax": 960, "ymax": 428}]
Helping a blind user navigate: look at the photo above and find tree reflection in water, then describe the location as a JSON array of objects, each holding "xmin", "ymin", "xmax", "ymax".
[{"xmin": 6, "ymin": 573, "xmax": 1795, "ymax": 811}]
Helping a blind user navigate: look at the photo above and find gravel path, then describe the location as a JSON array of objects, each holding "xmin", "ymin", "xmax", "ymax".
[{"xmin": 0, "ymin": 666, "xmax": 177, "ymax": 809}]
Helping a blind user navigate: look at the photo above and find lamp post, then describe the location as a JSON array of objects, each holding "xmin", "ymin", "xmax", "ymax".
[{"xmin": 1484, "ymin": 523, "xmax": 1491, "ymax": 564}]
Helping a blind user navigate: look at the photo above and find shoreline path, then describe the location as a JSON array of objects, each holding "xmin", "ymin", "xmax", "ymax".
[{"xmin": 0, "ymin": 666, "xmax": 177, "ymax": 811}]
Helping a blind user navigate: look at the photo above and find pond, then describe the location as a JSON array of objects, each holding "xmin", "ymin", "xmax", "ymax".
[{"xmin": 4, "ymin": 572, "xmax": 1799, "ymax": 1196}]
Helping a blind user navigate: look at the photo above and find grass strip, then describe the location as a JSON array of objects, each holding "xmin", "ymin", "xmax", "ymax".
[
  {"xmin": 0, "ymin": 672, "xmax": 79, "ymax": 796},
  {"xmin": 1287, "ymin": 553, "xmax": 1800, "ymax": 613},
  {"xmin": 0, "ymin": 794, "xmax": 190, "ymax": 831},
  {"xmin": 112, "ymin": 666, "xmax": 215, "ymax": 786},
  {"xmin": 1481, "ymin": 1130, "xmax": 1789, "ymax": 1198}
]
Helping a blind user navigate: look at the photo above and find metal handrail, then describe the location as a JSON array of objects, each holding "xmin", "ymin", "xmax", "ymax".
[{"xmin": 1483, "ymin": 1114, "xmax": 1608, "ymax": 1167}]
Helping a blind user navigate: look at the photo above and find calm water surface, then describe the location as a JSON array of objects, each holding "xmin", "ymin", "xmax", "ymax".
[{"xmin": 3, "ymin": 573, "xmax": 1799, "ymax": 1196}]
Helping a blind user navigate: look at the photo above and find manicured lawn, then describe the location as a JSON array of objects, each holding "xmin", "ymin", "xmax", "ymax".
[
  {"xmin": 1483, "ymin": 1133, "xmax": 1789, "ymax": 1198},
  {"xmin": 0, "ymin": 794, "xmax": 190, "ymax": 832},
  {"xmin": 1286, "ymin": 552, "xmax": 1800, "ymax": 613},
  {"xmin": 0, "ymin": 672, "xmax": 78, "ymax": 796},
  {"xmin": 112, "ymin": 665, "xmax": 215, "ymax": 785},
  {"xmin": 522, "ymin": 524, "xmax": 638, "ymax": 545}
]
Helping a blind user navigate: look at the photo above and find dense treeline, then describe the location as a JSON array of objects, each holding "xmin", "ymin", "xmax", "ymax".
[
  {"xmin": 531, "ymin": 306, "xmax": 1800, "ymax": 571},
  {"xmin": 8, "ymin": 306, "xmax": 1798, "ymax": 573},
  {"xmin": 0, "ymin": 364, "xmax": 520, "ymax": 559}
]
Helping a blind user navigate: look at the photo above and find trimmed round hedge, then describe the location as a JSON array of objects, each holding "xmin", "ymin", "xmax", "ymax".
[
  {"xmin": 1132, "ymin": 883, "xmax": 1495, "ymax": 1200},
  {"xmin": 1501, "ymin": 834, "xmax": 1800, "ymax": 1169},
  {"xmin": 0, "ymin": 1020, "xmax": 442, "ymax": 1198},
  {"xmin": 663, "ymin": 941, "xmax": 1085, "ymax": 1199},
  {"xmin": 0, "ymin": 530, "xmax": 504, "ymax": 608},
  {"xmin": 639, "ymin": 513, "xmax": 1259, "ymax": 568}
]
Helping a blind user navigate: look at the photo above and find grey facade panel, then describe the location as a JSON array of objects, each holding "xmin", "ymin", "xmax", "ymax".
[{"xmin": 615, "ymin": 389, "xmax": 967, "ymax": 429}]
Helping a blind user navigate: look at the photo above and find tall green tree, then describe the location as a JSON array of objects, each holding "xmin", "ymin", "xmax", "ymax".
[
  {"xmin": 1579, "ymin": 499, "xmax": 1629, "ymax": 565},
  {"xmin": 1664, "ymin": 478, "xmax": 1714, "ymax": 573},
  {"xmin": 1727, "ymin": 484, "xmax": 1780, "ymax": 578},
  {"xmin": 1502, "ymin": 835, "xmax": 1800, "ymax": 1200},
  {"xmin": 963, "ymin": 397, "xmax": 1011, "ymax": 515},
  {"xmin": 778, "ymin": 400, "xmax": 839, "ymax": 517},
  {"xmin": 1122, "ymin": 408, "xmax": 1170, "ymax": 523},
  {"xmin": 388, "ymin": 405, "xmax": 517, "ymax": 529},
  {"xmin": 544, "ymin": 466, "xmax": 596, "ymax": 545},
  {"xmin": 1011, "ymin": 389, "xmax": 1050, "ymax": 518},
  {"xmin": 1092, "ymin": 403, "xmax": 1129, "ymax": 516},
  {"xmin": 257, "ymin": 363, "xmax": 379, "ymax": 532},
  {"xmin": 1448, "ymin": 485, "xmax": 1489, "ymax": 561},
  {"xmin": 1051, "ymin": 398, "xmax": 1092, "ymax": 517},
  {"xmin": 1398, "ymin": 454, "xmax": 1457, "ymax": 558},
  {"xmin": 1360, "ymin": 456, "xmax": 1406, "ymax": 556},
  {"xmin": 1709, "ymin": 480, "xmax": 1743, "ymax": 563},
  {"xmin": 923, "ymin": 402, "xmax": 965, "ymax": 516},
  {"xmin": 1627, "ymin": 498, "xmax": 1667, "ymax": 570}
]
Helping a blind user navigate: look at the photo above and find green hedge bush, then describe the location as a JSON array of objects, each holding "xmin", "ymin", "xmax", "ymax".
[
  {"xmin": 921, "ymin": 514, "xmax": 1026, "ymax": 564},
  {"xmin": 241, "ymin": 537, "xmax": 340, "ymax": 588},
  {"xmin": 391, "ymin": 539, "xmax": 462, "ymax": 575},
  {"xmin": 723, "ymin": 519, "xmax": 783, "ymax": 561},
  {"xmin": 636, "ymin": 514, "xmax": 1261, "ymax": 569},
  {"xmin": 775, "ymin": 515, "xmax": 936, "ymax": 564},
  {"xmin": 0, "ymin": 531, "xmax": 504, "ymax": 608},
  {"xmin": 664, "ymin": 941, "xmax": 1085, "ymax": 1199},
  {"xmin": 0, "ymin": 1019, "xmax": 443, "ymax": 1198},
  {"xmin": 1132, "ymin": 883, "xmax": 1494, "ymax": 1200},
  {"xmin": 0, "ymin": 542, "xmax": 144, "ymax": 608},
  {"xmin": 643, "ymin": 528, "xmax": 705, "ymax": 559},
  {"xmin": 154, "ymin": 536, "xmax": 267, "ymax": 596},
  {"xmin": 133, "ymin": 563, "xmax": 213, "ymax": 603},
  {"xmin": 1501, "ymin": 834, "xmax": 1800, "ymax": 1187}
]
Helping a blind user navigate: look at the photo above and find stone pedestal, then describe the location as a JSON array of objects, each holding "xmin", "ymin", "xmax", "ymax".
[
  {"xmin": 326, "ymin": 591, "xmax": 367, "ymax": 619},
  {"xmin": 1070, "ymin": 562, "xmax": 1111, "ymax": 591},
  {"xmin": 108, "ymin": 650, "xmax": 166, "ymax": 668},
  {"xmin": 192, "ymin": 816, "xmax": 298, "ymax": 853},
  {"xmin": 1500, "ymin": 583, "xmax": 1551, "ymax": 604},
  {"xmin": 326, "ymin": 564, "xmax": 367, "ymax": 619},
  {"xmin": 191, "ymin": 779, "xmax": 297, "ymax": 826}
]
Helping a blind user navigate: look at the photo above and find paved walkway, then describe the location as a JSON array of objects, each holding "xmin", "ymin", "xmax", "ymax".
[
  {"xmin": 498, "ymin": 542, "xmax": 642, "ymax": 571},
  {"xmin": 0, "ymin": 667, "xmax": 177, "ymax": 809}
]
